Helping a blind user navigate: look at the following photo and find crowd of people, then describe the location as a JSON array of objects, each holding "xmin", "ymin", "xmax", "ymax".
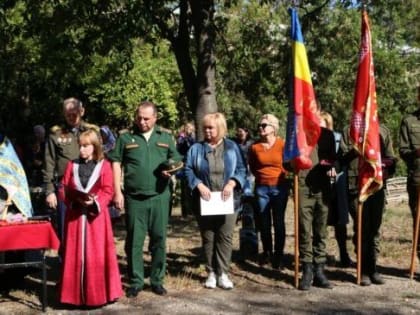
[{"xmin": 1, "ymin": 86, "xmax": 420, "ymax": 308}]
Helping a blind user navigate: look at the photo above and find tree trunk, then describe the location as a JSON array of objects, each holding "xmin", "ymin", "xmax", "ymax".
[
  {"xmin": 191, "ymin": 0, "xmax": 217, "ymax": 140},
  {"xmin": 171, "ymin": 0, "xmax": 198, "ymax": 114},
  {"xmin": 158, "ymin": 0, "xmax": 218, "ymax": 140}
]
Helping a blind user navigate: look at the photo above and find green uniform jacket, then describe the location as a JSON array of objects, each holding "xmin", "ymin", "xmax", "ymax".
[
  {"xmin": 298, "ymin": 127, "xmax": 337, "ymax": 193},
  {"xmin": 43, "ymin": 121, "xmax": 99, "ymax": 195},
  {"xmin": 399, "ymin": 109, "xmax": 420, "ymax": 186},
  {"xmin": 107, "ymin": 126, "xmax": 182, "ymax": 196},
  {"xmin": 340, "ymin": 126, "xmax": 358, "ymax": 191},
  {"xmin": 341, "ymin": 124, "xmax": 396, "ymax": 191}
]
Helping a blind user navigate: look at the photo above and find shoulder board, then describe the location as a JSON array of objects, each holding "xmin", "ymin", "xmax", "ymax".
[
  {"xmin": 118, "ymin": 129, "xmax": 130, "ymax": 135},
  {"xmin": 82, "ymin": 122, "xmax": 100, "ymax": 132},
  {"xmin": 157, "ymin": 126, "xmax": 173, "ymax": 135},
  {"xmin": 50, "ymin": 125, "xmax": 62, "ymax": 134},
  {"xmin": 380, "ymin": 124, "xmax": 390, "ymax": 131},
  {"xmin": 402, "ymin": 115, "xmax": 414, "ymax": 122},
  {"xmin": 380, "ymin": 124, "xmax": 391, "ymax": 136}
]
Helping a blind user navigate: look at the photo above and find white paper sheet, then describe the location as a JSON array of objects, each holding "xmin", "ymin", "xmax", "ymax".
[{"xmin": 200, "ymin": 191, "xmax": 234, "ymax": 216}]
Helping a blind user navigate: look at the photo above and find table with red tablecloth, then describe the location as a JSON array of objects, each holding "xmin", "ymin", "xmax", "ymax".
[
  {"xmin": 0, "ymin": 221, "xmax": 60, "ymax": 251},
  {"xmin": 0, "ymin": 220, "xmax": 60, "ymax": 312}
]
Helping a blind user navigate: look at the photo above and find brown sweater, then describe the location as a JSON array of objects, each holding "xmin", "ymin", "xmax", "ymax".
[{"xmin": 249, "ymin": 137, "xmax": 286, "ymax": 186}]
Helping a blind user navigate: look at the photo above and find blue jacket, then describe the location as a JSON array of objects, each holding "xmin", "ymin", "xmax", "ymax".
[{"xmin": 185, "ymin": 138, "xmax": 246, "ymax": 196}]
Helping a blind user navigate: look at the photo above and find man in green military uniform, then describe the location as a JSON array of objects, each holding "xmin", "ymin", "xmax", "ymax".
[
  {"xmin": 297, "ymin": 127, "xmax": 337, "ymax": 291},
  {"xmin": 107, "ymin": 101, "xmax": 181, "ymax": 297},
  {"xmin": 341, "ymin": 123, "xmax": 396, "ymax": 286},
  {"xmin": 399, "ymin": 85, "xmax": 420, "ymax": 267},
  {"xmin": 43, "ymin": 97, "xmax": 99, "ymax": 241}
]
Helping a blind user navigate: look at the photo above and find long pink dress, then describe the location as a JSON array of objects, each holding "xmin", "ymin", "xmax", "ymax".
[{"xmin": 59, "ymin": 159, "xmax": 123, "ymax": 306}]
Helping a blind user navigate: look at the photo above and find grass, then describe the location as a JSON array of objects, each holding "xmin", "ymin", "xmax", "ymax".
[
  {"xmin": 381, "ymin": 202, "xmax": 413, "ymax": 265},
  {"xmin": 159, "ymin": 197, "xmax": 417, "ymax": 290}
]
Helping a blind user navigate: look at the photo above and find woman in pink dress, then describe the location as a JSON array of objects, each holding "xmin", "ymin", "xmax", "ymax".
[{"xmin": 59, "ymin": 129, "xmax": 122, "ymax": 306}]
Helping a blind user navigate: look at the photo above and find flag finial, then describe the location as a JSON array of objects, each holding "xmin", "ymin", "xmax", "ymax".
[{"xmin": 362, "ymin": 0, "xmax": 368, "ymax": 10}]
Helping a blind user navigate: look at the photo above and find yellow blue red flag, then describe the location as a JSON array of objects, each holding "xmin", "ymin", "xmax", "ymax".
[{"xmin": 284, "ymin": 8, "xmax": 320, "ymax": 171}]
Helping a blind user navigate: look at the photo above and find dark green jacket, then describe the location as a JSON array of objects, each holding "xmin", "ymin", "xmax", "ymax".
[
  {"xmin": 399, "ymin": 109, "xmax": 420, "ymax": 185},
  {"xmin": 341, "ymin": 124, "xmax": 395, "ymax": 191},
  {"xmin": 299, "ymin": 127, "xmax": 337, "ymax": 193},
  {"xmin": 107, "ymin": 126, "xmax": 182, "ymax": 196},
  {"xmin": 43, "ymin": 121, "xmax": 99, "ymax": 194}
]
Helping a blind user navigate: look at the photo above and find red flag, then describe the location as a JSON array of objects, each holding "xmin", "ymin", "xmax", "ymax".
[{"xmin": 350, "ymin": 10, "xmax": 382, "ymax": 202}]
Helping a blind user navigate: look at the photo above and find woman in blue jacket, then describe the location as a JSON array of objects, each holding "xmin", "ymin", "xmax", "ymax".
[{"xmin": 185, "ymin": 112, "xmax": 246, "ymax": 290}]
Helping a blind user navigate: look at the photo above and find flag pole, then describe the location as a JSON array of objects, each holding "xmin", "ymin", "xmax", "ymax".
[
  {"xmin": 351, "ymin": 7, "xmax": 381, "ymax": 286},
  {"xmin": 409, "ymin": 190, "xmax": 420, "ymax": 279},
  {"xmin": 294, "ymin": 173, "xmax": 300, "ymax": 288},
  {"xmin": 356, "ymin": 202, "xmax": 363, "ymax": 285},
  {"xmin": 287, "ymin": 6, "xmax": 320, "ymax": 288}
]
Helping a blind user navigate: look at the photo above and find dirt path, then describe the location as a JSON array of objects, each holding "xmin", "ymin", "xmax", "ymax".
[
  {"xmin": 130, "ymin": 276, "xmax": 420, "ymax": 315},
  {"xmin": 1, "ymin": 272, "xmax": 419, "ymax": 314}
]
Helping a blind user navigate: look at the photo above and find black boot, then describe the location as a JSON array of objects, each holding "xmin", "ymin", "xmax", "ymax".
[
  {"xmin": 370, "ymin": 272, "xmax": 385, "ymax": 285},
  {"xmin": 313, "ymin": 263, "xmax": 332, "ymax": 289},
  {"xmin": 369, "ymin": 261, "xmax": 385, "ymax": 285},
  {"xmin": 298, "ymin": 263, "xmax": 313, "ymax": 291},
  {"xmin": 259, "ymin": 251, "xmax": 272, "ymax": 266},
  {"xmin": 272, "ymin": 252, "xmax": 285, "ymax": 270},
  {"xmin": 360, "ymin": 274, "xmax": 372, "ymax": 286},
  {"xmin": 335, "ymin": 225, "xmax": 351, "ymax": 268},
  {"xmin": 360, "ymin": 259, "xmax": 372, "ymax": 286},
  {"xmin": 339, "ymin": 252, "xmax": 352, "ymax": 268}
]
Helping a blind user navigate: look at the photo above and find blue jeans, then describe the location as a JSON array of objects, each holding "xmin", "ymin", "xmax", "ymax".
[{"xmin": 255, "ymin": 184, "xmax": 289, "ymax": 257}]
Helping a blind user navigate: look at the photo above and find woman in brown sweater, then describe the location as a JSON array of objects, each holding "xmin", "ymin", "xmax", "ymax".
[{"xmin": 249, "ymin": 114, "xmax": 289, "ymax": 269}]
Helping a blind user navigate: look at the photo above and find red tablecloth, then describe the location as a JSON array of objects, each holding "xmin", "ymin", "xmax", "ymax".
[{"xmin": 0, "ymin": 221, "xmax": 60, "ymax": 251}]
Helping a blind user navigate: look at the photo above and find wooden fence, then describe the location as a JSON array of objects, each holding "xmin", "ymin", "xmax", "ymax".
[{"xmin": 386, "ymin": 177, "xmax": 408, "ymax": 204}]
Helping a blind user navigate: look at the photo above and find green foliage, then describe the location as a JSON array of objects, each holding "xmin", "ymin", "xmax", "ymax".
[
  {"xmin": 304, "ymin": 4, "xmax": 359, "ymax": 131},
  {"xmin": 298, "ymin": 1, "xmax": 418, "ymax": 144},
  {"xmin": 0, "ymin": 1, "xmax": 182, "ymax": 135},
  {"xmin": 83, "ymin": 40, "xmax": 182, "ymax": 130},
  {"xmin": 216, "ymin": 1, "xmax": 289, "ymax": 137},
  {"xmin": 0, "ymin": 0, "xmax": 418, "ymax": 156}
]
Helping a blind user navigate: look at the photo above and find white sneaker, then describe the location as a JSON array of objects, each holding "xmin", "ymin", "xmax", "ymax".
[
  {"xmin": 204, "ymin": 271, "xmax": 216, "ymax": 289},
  {"xmin": 217, "ymin": 273, "xmax": 234, "ymax": 290}
]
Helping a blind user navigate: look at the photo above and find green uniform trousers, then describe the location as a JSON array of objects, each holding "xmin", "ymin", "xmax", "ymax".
[
  {"xmin": 407, "ymin": 184, "xmax": 420, "ymax": 259},
  {"xmin": 125, "ymin": 189, "xmax": 170, "ymax": 288},
  {"xmin": 298, "ymin": 186, "xmax": 329, "ymax": 264},
  {"xmin": 348, "ymin": 189, "xmax": 385, "ymax": 274}
]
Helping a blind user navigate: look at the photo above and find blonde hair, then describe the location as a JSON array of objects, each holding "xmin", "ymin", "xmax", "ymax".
[
  {"xmin": 202, "ymin": 112, "xmax": 227, "ymax": 142},
  {"xmin": 320, "ymin": 111, "xmax": 334, "ymax": 131},
  {"xmin": 180, "ymin": 122, "xmax": 195, "ymax": 134},
  {"xmin": 79, "ymin": 129, "xmax": 104, "ymax": 161},
  {"xmin": 260, "ymin": 114, "xmax": 280, "ymax": 135}
]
